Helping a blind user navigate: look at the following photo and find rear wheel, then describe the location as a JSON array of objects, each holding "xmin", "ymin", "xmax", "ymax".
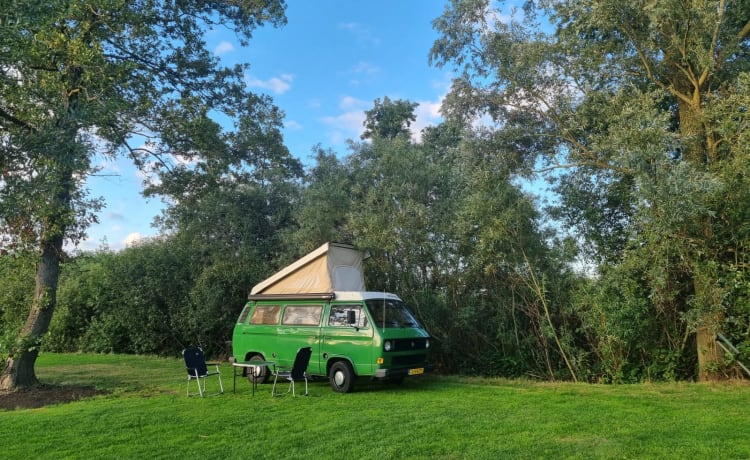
[
  {"xmin": 246, "ymin": 354, "xmax": 269, "ymax": 384},
  {"xmin": 329, "ymin": 361, "xmax": 355, "ymax": 393}
]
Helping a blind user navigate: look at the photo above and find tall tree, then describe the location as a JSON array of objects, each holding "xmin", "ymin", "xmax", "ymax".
[
  {"xmin": 361, "ymin": 96, "xmax": 419, "ymax": 140},
  {"xmin": 0, "ymin": 0, "xmax": 287, "ymax": 390},
  {"xmin": 283, "ymin": 145, "xmax": 355, "ymax": 255},
  {"xmin": 430, "ymin": 0, "xmax": 750, "ymax": 379}
]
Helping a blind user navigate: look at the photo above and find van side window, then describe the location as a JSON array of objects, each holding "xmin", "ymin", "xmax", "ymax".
[
  {"xmin": 282, "ymin": 305, "xmax": 323, "ymax": 326},
  {"xmin": 237, "ymin": 304, "xmax": 251, "ymax": 324},
  {"xmin": 249, "ymin": 305, "xmax": 281, "ymax": 325},
  {"xmin": 328, "ymin": 304, "xmax": 368, "ymax": 328}
]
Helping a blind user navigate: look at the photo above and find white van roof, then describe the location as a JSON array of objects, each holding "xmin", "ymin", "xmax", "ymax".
[
  {"xmin": 250, "ymin": 242, "xmax": 366, "ymax": 295},
  {"xmin": 334, "ymin": 291, "xmax": 402, "ymax": 302}
]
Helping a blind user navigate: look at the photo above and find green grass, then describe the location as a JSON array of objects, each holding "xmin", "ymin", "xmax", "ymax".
[{"xmin": 1, "ymin": 353, "xmax": 749, "ymax": 459}]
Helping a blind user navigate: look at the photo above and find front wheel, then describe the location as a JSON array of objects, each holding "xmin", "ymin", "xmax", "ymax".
[{"xmin": 329, "ymin": 361, "xmax": 355, "ymax": 393}]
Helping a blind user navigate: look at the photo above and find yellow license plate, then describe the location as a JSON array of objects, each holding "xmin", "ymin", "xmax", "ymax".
[{"xmin": 408, "ymin": 367, "xmax": 424, "ymax": 375}]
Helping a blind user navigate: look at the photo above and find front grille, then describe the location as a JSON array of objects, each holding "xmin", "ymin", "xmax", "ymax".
[
  {"xmin": 392, "ymin": 338, "xmax": 428, "ymax": 351},
  {"xmin": 392, "ymin": 354, "xmax": 428, "ymax": 366}
]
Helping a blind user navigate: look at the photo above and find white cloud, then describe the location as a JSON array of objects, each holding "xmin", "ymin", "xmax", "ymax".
[
  {"xmin": 123, "ymin": 232, "xmax": 142, "ymax": 247},
  {"xmin": 173, "ymin": 154, "xmax": 196, "ymax": 166},
  {"xmin": 106, "ymin": 211, "xmax": 125, "ymax": 222},
  {"xmin": 92, "ymin": 153, "xmax": 121, "ymax": 175},
  {"xmin": 339, "ymin": 22, "xmax": 381, "ymax": 45},
  {"xmin": 339, "ymin": 96, "xmax": 368, "ymax": 112},
  {"xmin": 73, "ymin": 237, "xmax": 107, "ymax": 253},
  {"xmin": 214, "ymin": 41, "xmax": 234, "ymax": 56},
  {"xmin": 321, "ymin": 111, "xmax": 366, "ymax": 144},
  {"xmin": 320, "ymin": 96, "xmax": 370, "ymax": 143},
  {"xmin": 246, "ymin": 73, "xmax": 293, "ymax": 95},
  {"xmin": 411, "ymin": 97, "xmax": 444, "ymax": 142},
  {"xmin": 351, "ymin": 61, "xmax": 380, "ymax": 75},
  {"xmin": 347, "ymin": 61, "xmax": 381, "ymax": 86},
  {"xmin": 284, "ymin": 120, "xmax": 302, "ymax": 130},
  {"xmin": 135, "ymin": 161, "xmax": 161, "ymax": 186}
]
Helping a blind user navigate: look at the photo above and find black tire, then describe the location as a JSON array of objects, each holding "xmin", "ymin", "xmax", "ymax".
[
  {"xmin": 247, "ymin": 354, "xmax": 270, "ymax": 384},
  {"xmin": 329, "ymin": 361, "xmax": 355, "ymax": 393}
]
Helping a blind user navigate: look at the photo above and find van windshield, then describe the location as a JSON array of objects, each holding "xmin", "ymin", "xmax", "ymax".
[{"xmin": 365, "ymin": 299, "xmax": 421, "ymax": 329}]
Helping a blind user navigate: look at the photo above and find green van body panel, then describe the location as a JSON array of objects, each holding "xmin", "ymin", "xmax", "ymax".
[{"xmin": 231, "ymin": 291, "xmax": 431, "ymax": 388}]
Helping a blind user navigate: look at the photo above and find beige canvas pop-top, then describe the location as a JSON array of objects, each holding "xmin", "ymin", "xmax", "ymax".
[{"xmin": 249, "ymin": 242, "xmax": 366, "ymax": 295}]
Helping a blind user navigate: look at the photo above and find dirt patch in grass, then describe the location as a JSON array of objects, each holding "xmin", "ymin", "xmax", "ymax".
[{"xmin": 0, "ymin": 385, "xmax": 108, "ymax": 411}]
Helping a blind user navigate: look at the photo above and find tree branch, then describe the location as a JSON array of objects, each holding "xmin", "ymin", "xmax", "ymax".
[
  {"xmin": 738, "ymin": 20, "xmax": 750, "ymax": 41},
  {"xmin": 0, "ymin": 107, "xmax": 35, "ymax": 133}
]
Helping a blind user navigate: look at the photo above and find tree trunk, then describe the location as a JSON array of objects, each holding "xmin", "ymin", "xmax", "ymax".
[
  {"xmin": 0, "ymin": 235, "xmax": 64, "ymax": 390},
  {"xmin": 693, "ymin": 262, "xmax": 724, "ymax": 381},
  {"xmin": 696, "ymin": 324, "xmax": 722, "ymax": 381},
  {"xmin": 0, "ymin": 158, "xmax": 72, "ymax": 391},
  {"xmin": 674, "ymin": 86, "xmax": 725, "ymax": 381}
]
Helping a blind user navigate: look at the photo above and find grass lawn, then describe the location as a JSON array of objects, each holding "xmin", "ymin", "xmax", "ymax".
[{"xmin": 1, "ymin": 353, "xmax": 748, "ymax": 459}]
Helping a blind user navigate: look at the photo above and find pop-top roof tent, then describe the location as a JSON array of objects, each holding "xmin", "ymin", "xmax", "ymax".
[{"xmin": 250, "ymin": 242, "xmax": 366, "ymax": 296}]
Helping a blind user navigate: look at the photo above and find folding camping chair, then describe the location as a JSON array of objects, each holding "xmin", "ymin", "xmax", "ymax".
[
  {"xmin": 272, "ymin": 347, "xmax": 312, "ymax": 396},
  {"xmin": 182, "ymin": 346, "xmax": 224, "ymax": 397}
]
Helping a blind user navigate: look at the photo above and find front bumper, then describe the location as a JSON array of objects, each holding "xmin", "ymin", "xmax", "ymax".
[{"xmin": 375, "ymin": 363, "xmax": 434, "ymax": 379}]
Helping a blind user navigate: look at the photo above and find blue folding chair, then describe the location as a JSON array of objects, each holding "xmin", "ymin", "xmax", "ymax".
[
  {"xmin": 272, "ymin": 347, "xmax": 312, "ymax": 396},
  {"xmin": 182, "ymin": 346, "xmax": 224, "ymax": 397}
]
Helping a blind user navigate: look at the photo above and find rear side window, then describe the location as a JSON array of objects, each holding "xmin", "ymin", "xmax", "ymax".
[
  {"xmin": 282, "ymin": 305, "xmax": 323, "ymax": 326},
  {"xmin": 237, "ymin": 304, "xmax": 252, "ymax": 324},
  {"xmin": 249, "ymin": 305, "xmax": 281, "ymax": 325},
  {"xmin": 328, "ymin": 304, "xmax": 368, "ymax": 328}
]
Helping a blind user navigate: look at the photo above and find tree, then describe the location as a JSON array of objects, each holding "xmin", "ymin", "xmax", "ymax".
[
  {"xmin": 0, "ymin": 0, "xmax": 287, "ymax": 390},
  {"xmin": 294, "ymin": 97, "xmax": 577, "ymax": 377},
  {"xmin": 361, "ymin": 97, "xmax": 419, "ymax": 140},
  {"xmin": 282, "ymin": 145, "xmax": 355, "ymax": 255},
  {"xmin": 430, "ymin": 0, "xmax": 750, "ymax": 380}
]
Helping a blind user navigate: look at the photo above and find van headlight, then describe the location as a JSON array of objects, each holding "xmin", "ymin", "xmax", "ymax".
[
  {"xmin": 384, "ymin": 340, "xmax": 392, "ymax": 352},
  {"xmin": 425, "ymin": 339, "xmax": 430, "ymax": 349}
]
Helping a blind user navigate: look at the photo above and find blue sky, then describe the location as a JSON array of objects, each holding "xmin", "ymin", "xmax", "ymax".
[{"xmin": 79, "ymin": 1, "xmax": 523, "ymax": 251}]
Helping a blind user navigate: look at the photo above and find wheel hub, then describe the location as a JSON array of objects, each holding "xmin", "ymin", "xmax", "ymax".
[{"xmin": 334, "ymin": 370, "xmax": 345, "ymax": 386}]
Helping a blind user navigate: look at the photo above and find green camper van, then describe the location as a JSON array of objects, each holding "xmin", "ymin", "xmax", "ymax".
[{"xmin": 232, "ymin": 243, "xmax": 432, "ymax": 393}]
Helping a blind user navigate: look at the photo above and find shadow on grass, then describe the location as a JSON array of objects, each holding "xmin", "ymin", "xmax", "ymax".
[
  {"xmin": 279, "ymin": 373, "xmax": 445, "ymax": 394},
  {"xmin": 0, "ymin": 385, "xmax": 109, "ymax": 411}
]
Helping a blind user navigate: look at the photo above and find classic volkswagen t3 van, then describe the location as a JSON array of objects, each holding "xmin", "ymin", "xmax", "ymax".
[{"xmin": 232, "ymin": 243, "xmax": 432, "ymax": 393}]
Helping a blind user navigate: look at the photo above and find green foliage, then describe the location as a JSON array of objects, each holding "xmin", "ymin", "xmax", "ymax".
[
  {"xmin": 47, "ymin": 251, "xmax": 115, "ymax": 352},
  {"xmin": 282, "ymin": 146, "xmax": 355, "ymax": 254},
  {"xmin": 4, "ymin": 0, "xmax": 746, "ymax": 385},
  {"xmin": 280, "ymin": 109, "xmax": 582, "ymax": 380},
  {"xmin": 49, "ymin": 241, "xmax": 187, "ymax": 354},
  {"xmin": 48, "ymin": 234, "xmax": 275, "ymax": 357},
  {"xmin": 361, "ymin": 96, "xmax": 419, "ymax": 140},
  {"xmin": 430, "ymin": 0, "xmax": 750, "ymax": 380},
  {"xmin": 0, "ymin": 0, "xmax": 288, "ymax": 387},
  {"xmin": 0, "ymin": 253, "xmax": 35, "ymax": 340},
  {"xmin": 181, "ymin": 258, "xmax": 257, "ymax": 352},
  {"xmin": 573, "ymin": 257, "xmax": 696, "ymax": 383},
  {"xmin": 47, "ymin": 151, "xmax": 297, "ymax": 356}
]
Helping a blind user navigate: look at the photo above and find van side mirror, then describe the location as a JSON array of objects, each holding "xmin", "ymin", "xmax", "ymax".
[{"xmin": 347, "ymin": 310, "xmax": 357, "ymax": 326}]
